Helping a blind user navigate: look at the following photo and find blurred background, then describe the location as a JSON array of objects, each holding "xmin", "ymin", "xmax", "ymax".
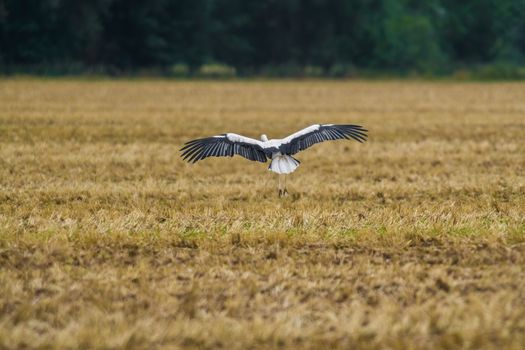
[{"xmin": 1, "ymin": 0, "xmax": 525, "ymax": 78}]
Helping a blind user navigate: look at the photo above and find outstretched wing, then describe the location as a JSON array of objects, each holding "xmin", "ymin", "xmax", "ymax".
[
  {"xmin": 180, "ymin": 133, "xmax": 268, "ymax": 163},
  {"xmin": 277, "ymin": 124, "xmax": 367, "ymax": 155}
]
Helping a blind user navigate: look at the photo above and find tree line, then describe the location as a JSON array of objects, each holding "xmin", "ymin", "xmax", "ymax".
[{"xmin": 1, "ymin": 0, "xmax": 524, "ymax": 77}]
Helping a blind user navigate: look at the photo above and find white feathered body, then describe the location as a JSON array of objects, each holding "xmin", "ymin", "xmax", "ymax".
[
  {"xmin": 258, "ymin": 134, "xmax": 301, "ymax": 174},
  {"xmin": 269, "ymin": 152, "xmax": 300, "ymax": 174}
]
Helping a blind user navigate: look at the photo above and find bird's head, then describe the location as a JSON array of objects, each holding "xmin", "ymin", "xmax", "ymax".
[{"xmin": 260, "ymin": 134, "xmax": 268, "ymax": 142}]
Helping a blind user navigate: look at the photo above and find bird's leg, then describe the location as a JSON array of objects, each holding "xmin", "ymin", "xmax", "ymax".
[
  {"xmin": 283, "ymin": 175, "xmax": 288, "ymax": 196},
  {"xmin": 278, "ymin": 174, "xmax": 284, "ymax": 197}
]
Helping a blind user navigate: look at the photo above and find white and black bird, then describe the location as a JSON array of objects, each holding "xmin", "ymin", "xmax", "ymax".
[{"xmin": 180, "ymin": 124, "xmax": 367, "ymax": 196}]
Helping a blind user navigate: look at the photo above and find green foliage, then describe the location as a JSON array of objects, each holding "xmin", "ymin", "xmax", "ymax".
[
  {"xmin": 0, "ymin": 0, "xmax": 524, "ymax": 77},
  {"xmin": 471, "ymin": 63, "xmax": 525, "ymax": 80},
  {"xmin": 376, "ymin": 14, "xmax": 445, "ymax": 71}
]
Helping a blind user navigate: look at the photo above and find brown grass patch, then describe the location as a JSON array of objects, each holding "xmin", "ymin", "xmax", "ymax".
[{"xmin": 0, "ymin": 79, "xmax": 524, "ymax": 349}]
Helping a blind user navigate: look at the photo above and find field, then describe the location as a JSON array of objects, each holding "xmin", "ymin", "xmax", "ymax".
[{"xmin": 0, "ymin": 79, "xmax": 524, "ymax": 349}]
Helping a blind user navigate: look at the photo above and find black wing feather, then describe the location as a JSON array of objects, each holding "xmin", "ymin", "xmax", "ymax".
[
  {"xmin": 180, "ymin": 135, "xmax": 268, "ymax": 163},
  {"xmin": 279, "ymin": 124, "xmax": 367, "ymax": 155}
]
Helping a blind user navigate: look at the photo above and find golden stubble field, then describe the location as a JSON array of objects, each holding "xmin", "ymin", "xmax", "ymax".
[{"xmin": 0, "ymin": 79, "xmax": 524, "ymax": 349}]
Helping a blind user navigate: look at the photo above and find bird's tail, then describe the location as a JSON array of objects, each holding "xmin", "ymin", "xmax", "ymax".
[{"xmin": 268, "ymin": 155, "xmax": 300, "ymax": 174}]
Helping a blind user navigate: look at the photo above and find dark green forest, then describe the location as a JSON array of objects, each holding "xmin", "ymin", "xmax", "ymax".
[{"xmin": 1, "ymin": 0, "xmax": 525, "ymax": 77}]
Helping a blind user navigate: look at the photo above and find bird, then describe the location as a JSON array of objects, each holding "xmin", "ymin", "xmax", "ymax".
[{"xmin": 180, "ymin": 124, "xmax": 368, "ymax": 197}]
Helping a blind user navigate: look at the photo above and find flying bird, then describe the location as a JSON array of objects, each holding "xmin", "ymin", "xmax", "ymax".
[{"xmin": 180, "ymin": 124, "xmax": 368, "ymax": 196}]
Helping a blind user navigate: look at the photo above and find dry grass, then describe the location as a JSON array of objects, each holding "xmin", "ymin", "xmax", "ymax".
[{"xmin": 0, "ymin": 79, "xmax": 524, "ymax": 349}]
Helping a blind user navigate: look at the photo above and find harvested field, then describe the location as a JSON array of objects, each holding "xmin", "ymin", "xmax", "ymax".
[{"xmin": 0, "ymin": 79, "xmax": 524, "ymax": 349}]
